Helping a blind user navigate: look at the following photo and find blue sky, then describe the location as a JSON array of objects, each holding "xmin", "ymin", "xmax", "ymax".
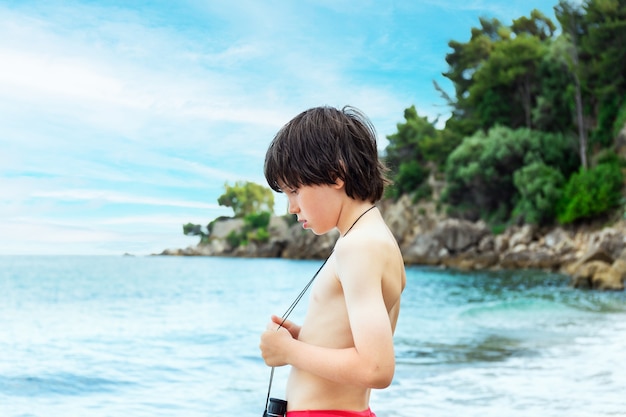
[{"xmin": 1, "ymin": 0, "xmax": 563, "ymax": 255}]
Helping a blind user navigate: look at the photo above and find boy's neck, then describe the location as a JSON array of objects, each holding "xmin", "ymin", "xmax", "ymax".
[{"xmin": 338, "ymin": 203, "xmax": 377, "ymax": 237}]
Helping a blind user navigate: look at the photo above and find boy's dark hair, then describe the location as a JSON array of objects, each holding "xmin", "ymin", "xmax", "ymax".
[{"xmin": 264, "ymin": 105, "xmax": 389, "ymax": 203}]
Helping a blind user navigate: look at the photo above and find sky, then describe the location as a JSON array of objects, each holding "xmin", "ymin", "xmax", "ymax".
[{"xmin": 0, "ymin": 0, "xmax": 564, "ymax": 256}]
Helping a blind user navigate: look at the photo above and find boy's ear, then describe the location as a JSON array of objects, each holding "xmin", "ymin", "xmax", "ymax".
[{"xmin": 335, "ymin": 161, "xmax": 347, "ymax": 190}]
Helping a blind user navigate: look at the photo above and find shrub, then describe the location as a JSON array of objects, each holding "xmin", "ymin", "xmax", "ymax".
[
  {"xmin": 443, "ymin": 125, "xmax": 578, "ymax": 221},
  {"xmin": 513, "ymin": 162, "xmax": 565, "ymax": 225},
  {"xmin": 244, "ymin": 211, "xmax": 271, "ymax": 229},
  {"xmin": 557, "ymin": 160, "xmax": 624, "ymax": 224},
  {"xmin": 248, "ymin": 227, "xmax": 270, "ymax": 243},
  {"xmin": 223, "ymin": 210, "xmax": 273, "ymax": 247},
  {"xmin": 226, "ymin": 230, "xmax": 243, "ymax": 248}
]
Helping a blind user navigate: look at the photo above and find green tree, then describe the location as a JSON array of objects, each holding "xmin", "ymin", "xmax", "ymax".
[
  {"xmin": 183, "ymin": 223, "xmax": 204, "ymax": 236},
  {"xmin": 443, "ymin": 11, "xmax": 557, "ymax": 135},
  {"xmin": 217, "ymin": 181, "xmax": 274, "ymax": 218},
  {"xmin": 511, "ymin": 9, "xmax": 556, "ymax": 40},
  {"xmin": 532, "ymin": 37, "xmax": 579, "ymax": 134},
  {"xmin": 513, "ymin": 162, "xmax": 565, "ymax": 224},
  {"xmin": 183, "ymin": 222, "xmax": 209, "ymax": 244},
  {"xmin": 579, "ymin": 0, "xmax": 626, "ymax": 147},
  {"xmin": 443, "ymin": 126, "xmax": 578, "ymax": 222},
  {"xmin": 468, "ymin": 31, "xmax": 548, "ymax": 129},
  {"xmin": 443, "ymin": 17, "xmax": 501, "ymax": 136},
  {"xmin": 384, "ymin": 106, "xmax": 437, "ymax": 199}
]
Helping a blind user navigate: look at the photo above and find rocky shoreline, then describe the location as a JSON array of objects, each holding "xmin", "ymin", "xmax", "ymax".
[{"xmin": 158, "ymin": 195, "xmax": 626, "ymax": 291}]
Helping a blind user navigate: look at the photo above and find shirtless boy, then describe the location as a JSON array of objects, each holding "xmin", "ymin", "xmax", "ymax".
[{"xmin": 260, "ymin": 105, "xmax": 406, "ymax": 417}]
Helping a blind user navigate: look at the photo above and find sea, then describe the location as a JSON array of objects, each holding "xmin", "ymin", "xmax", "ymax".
[{"xmin": 0, "ymin": 255, "xmax": 625, "ymax": 417}]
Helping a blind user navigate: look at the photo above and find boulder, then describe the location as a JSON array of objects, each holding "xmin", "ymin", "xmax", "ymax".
[
  {"xmin": 563, "ymin": 247, "xmax": 615, "ymax": 275},
  {"xmin": 402, "ymin": 233, "xmax": 446, "ymax": 266},
  {"xmin": 543, "ymin": 227, "xmax": 575, "ymax": 254},
  {"xmin": 478, "ymin": 234, "xmax": 495, "ymax": 252},
  {"xmin": 471, "ymin": 251, "xmax": 501, "ymax": 270},
  {"xmin": 379, "ymin": 195, "xmax": 415, "ymax": 246},
  {"xmin": 500, "ymin": 248, "xmax": 561, "ymax": 270},
  {"xmin": 611, "ymin": 258, "xmax": 626, "ymax": 276},
  {"xmin": 587, "ymin": 228, "xmax": 626, "ymax": 260},
  {"xmin": 494, "ymin": 234, "xmax": 510, "ymax": 253},
  {"xmin": 211, "ymin": 218, "xmax": 245, "ymax": 239},
  {"xmin": 433, "ymin": 219, "xmax": 490, "ymax": 253},
  {"xmin": 159, "ymin": 248, "xmax": 184, "ymax": 256},
  {"xmin": 232, "ymin": 241, "xmax": 286, "ymax": 258},
  {"xmin": 509, "ymin": 224, "xmax": 535, "ymax": 247},
  {"xmin": 592, "ymin": 268, "xmax": 625, "ymax": 291},
  {"xmin": 380, "ymin": 196, "xmax": 442, "ymax": 249},
  {"xmin": 570, "ymin": 260, "xmax": 611, "ymax": 289},
  {"xmin": 442, "ymin": 248, "xmax": 499, "ymax": 270},
  {"xmin": 594, "ymin": 258, "xmax": 626, "ymax": 291},
  {"xmin": 194, "ymin": 242, "xmax": 225, "ymax": 255}
]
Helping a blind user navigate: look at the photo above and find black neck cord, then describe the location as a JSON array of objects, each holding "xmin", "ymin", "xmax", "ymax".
[{"xmin": 263, "ymin": 206, "xmax": 376, "ymax": 410}]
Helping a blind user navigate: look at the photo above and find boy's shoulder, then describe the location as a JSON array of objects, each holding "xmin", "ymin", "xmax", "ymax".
[{"xmin": 335, "ymin": 219, "xmax": 399, "ymax": 260}]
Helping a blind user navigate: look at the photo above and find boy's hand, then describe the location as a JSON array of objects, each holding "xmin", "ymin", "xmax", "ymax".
[
  {"xmin": 260, "ymin": 317, "xmax": 297, "ymax": 367},
  {"xmin": 270, "ymin": 315, "xmax": 301, "ymax": 339}
]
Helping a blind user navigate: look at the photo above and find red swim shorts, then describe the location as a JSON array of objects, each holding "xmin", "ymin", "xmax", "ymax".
[{"xmin": 286, "ymin": 409, "xmax": 376, "ymax": 417}]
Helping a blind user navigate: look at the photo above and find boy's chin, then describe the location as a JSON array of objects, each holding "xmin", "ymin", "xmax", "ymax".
[{"xmin": 309, "ymin": 226, "xmax": 334, "ymax": 236}]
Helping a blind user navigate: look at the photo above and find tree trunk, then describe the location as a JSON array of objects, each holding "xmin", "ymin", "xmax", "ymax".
[
  {"xmin": 519, "ymin": 75, "xmax": 533, "ymax": 129},
  {"xmin": 573, "ymin": 71, "xmax": 588, "ymax": 169}
]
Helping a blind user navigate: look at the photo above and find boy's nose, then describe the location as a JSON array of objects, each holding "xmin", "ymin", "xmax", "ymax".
[{"xmin": 287, "ymin": 200, "xmax": 299, "ymax": 214}]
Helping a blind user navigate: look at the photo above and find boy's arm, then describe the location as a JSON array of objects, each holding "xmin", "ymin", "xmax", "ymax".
[{"xmin": 261, "ymin": 239, "xmax": 395, "ymax": 388}]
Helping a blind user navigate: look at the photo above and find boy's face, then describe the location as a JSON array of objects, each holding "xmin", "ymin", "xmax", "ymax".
[{"xmin": 282, "ymin": 182, "xmax": 345, "ymax": 235}]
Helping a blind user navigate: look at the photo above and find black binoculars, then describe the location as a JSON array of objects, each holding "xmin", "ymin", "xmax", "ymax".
[{"xmin": 263, "ymin": 397, "xmax": 287, "ymax": 417}]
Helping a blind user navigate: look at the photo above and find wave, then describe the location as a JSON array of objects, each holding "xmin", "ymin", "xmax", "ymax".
[{"xmin": 0, "ymin": 373, "xmax": 134, "ymax": 397}]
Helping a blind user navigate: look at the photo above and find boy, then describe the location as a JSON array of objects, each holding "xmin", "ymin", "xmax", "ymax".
[{"xmin": 260, "ymin": 105, "xmax": 406, "ymax": 417}]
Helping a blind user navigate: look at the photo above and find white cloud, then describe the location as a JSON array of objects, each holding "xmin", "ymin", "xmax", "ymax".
[
  {"xmin": 0, "ymin": 48, "xmax": 123, "ymax": 100},
  {"xmin": 31, "ymin": 189, "xmax": 221, "ymax": 210}
]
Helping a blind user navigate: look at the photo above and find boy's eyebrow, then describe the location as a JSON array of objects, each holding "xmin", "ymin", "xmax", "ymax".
[{"xmin": 275, "ymin": 180, "xmax": 295, "ymax": 192}]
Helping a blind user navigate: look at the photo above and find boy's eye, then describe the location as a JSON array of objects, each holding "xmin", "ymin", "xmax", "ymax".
[{"xmin": 279, "ymin": 186, "xmax": 297, "ymax": 195}]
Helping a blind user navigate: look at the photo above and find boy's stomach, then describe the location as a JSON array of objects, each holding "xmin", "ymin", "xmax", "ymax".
[{"xmin": 285, "ymin": 367, "xmax": 370, "ymax": 412}]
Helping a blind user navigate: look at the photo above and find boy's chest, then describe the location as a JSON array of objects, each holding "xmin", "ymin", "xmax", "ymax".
[
  {"xmin": 300, "ymin": 265, "xmax": 352, "ymax": 344},
  {"xmin": 306, "ymin": 264, "xmax": 349, "ymax": 321}
]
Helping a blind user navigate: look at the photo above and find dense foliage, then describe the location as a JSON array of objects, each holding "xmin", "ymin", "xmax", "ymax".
[
  {"xmin": 443, "ymin": 126, "xmax": 579, "ymax": 222},
  {"xmin": 513, "ymin": 162, "xmax": 565, "ymax": 225},
  {"xmin": 384, "ymin": 0, "xmax": 626, "ymax": 227},
  {"xmin": 385, "ymin": 106, "xmax": 460, "ymax": 201},
  {"xmin": 557, "ymin": 157, "xmax": 624, "ymax": 223},
  {"xmin": 226, "ymin": 211, "xmax": 272, "ymax": 247}
]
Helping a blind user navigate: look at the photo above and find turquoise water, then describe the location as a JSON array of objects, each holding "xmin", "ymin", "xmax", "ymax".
[{"xmin": 1, "ymin": 256, "xmax": 624, "ymax": 417}]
